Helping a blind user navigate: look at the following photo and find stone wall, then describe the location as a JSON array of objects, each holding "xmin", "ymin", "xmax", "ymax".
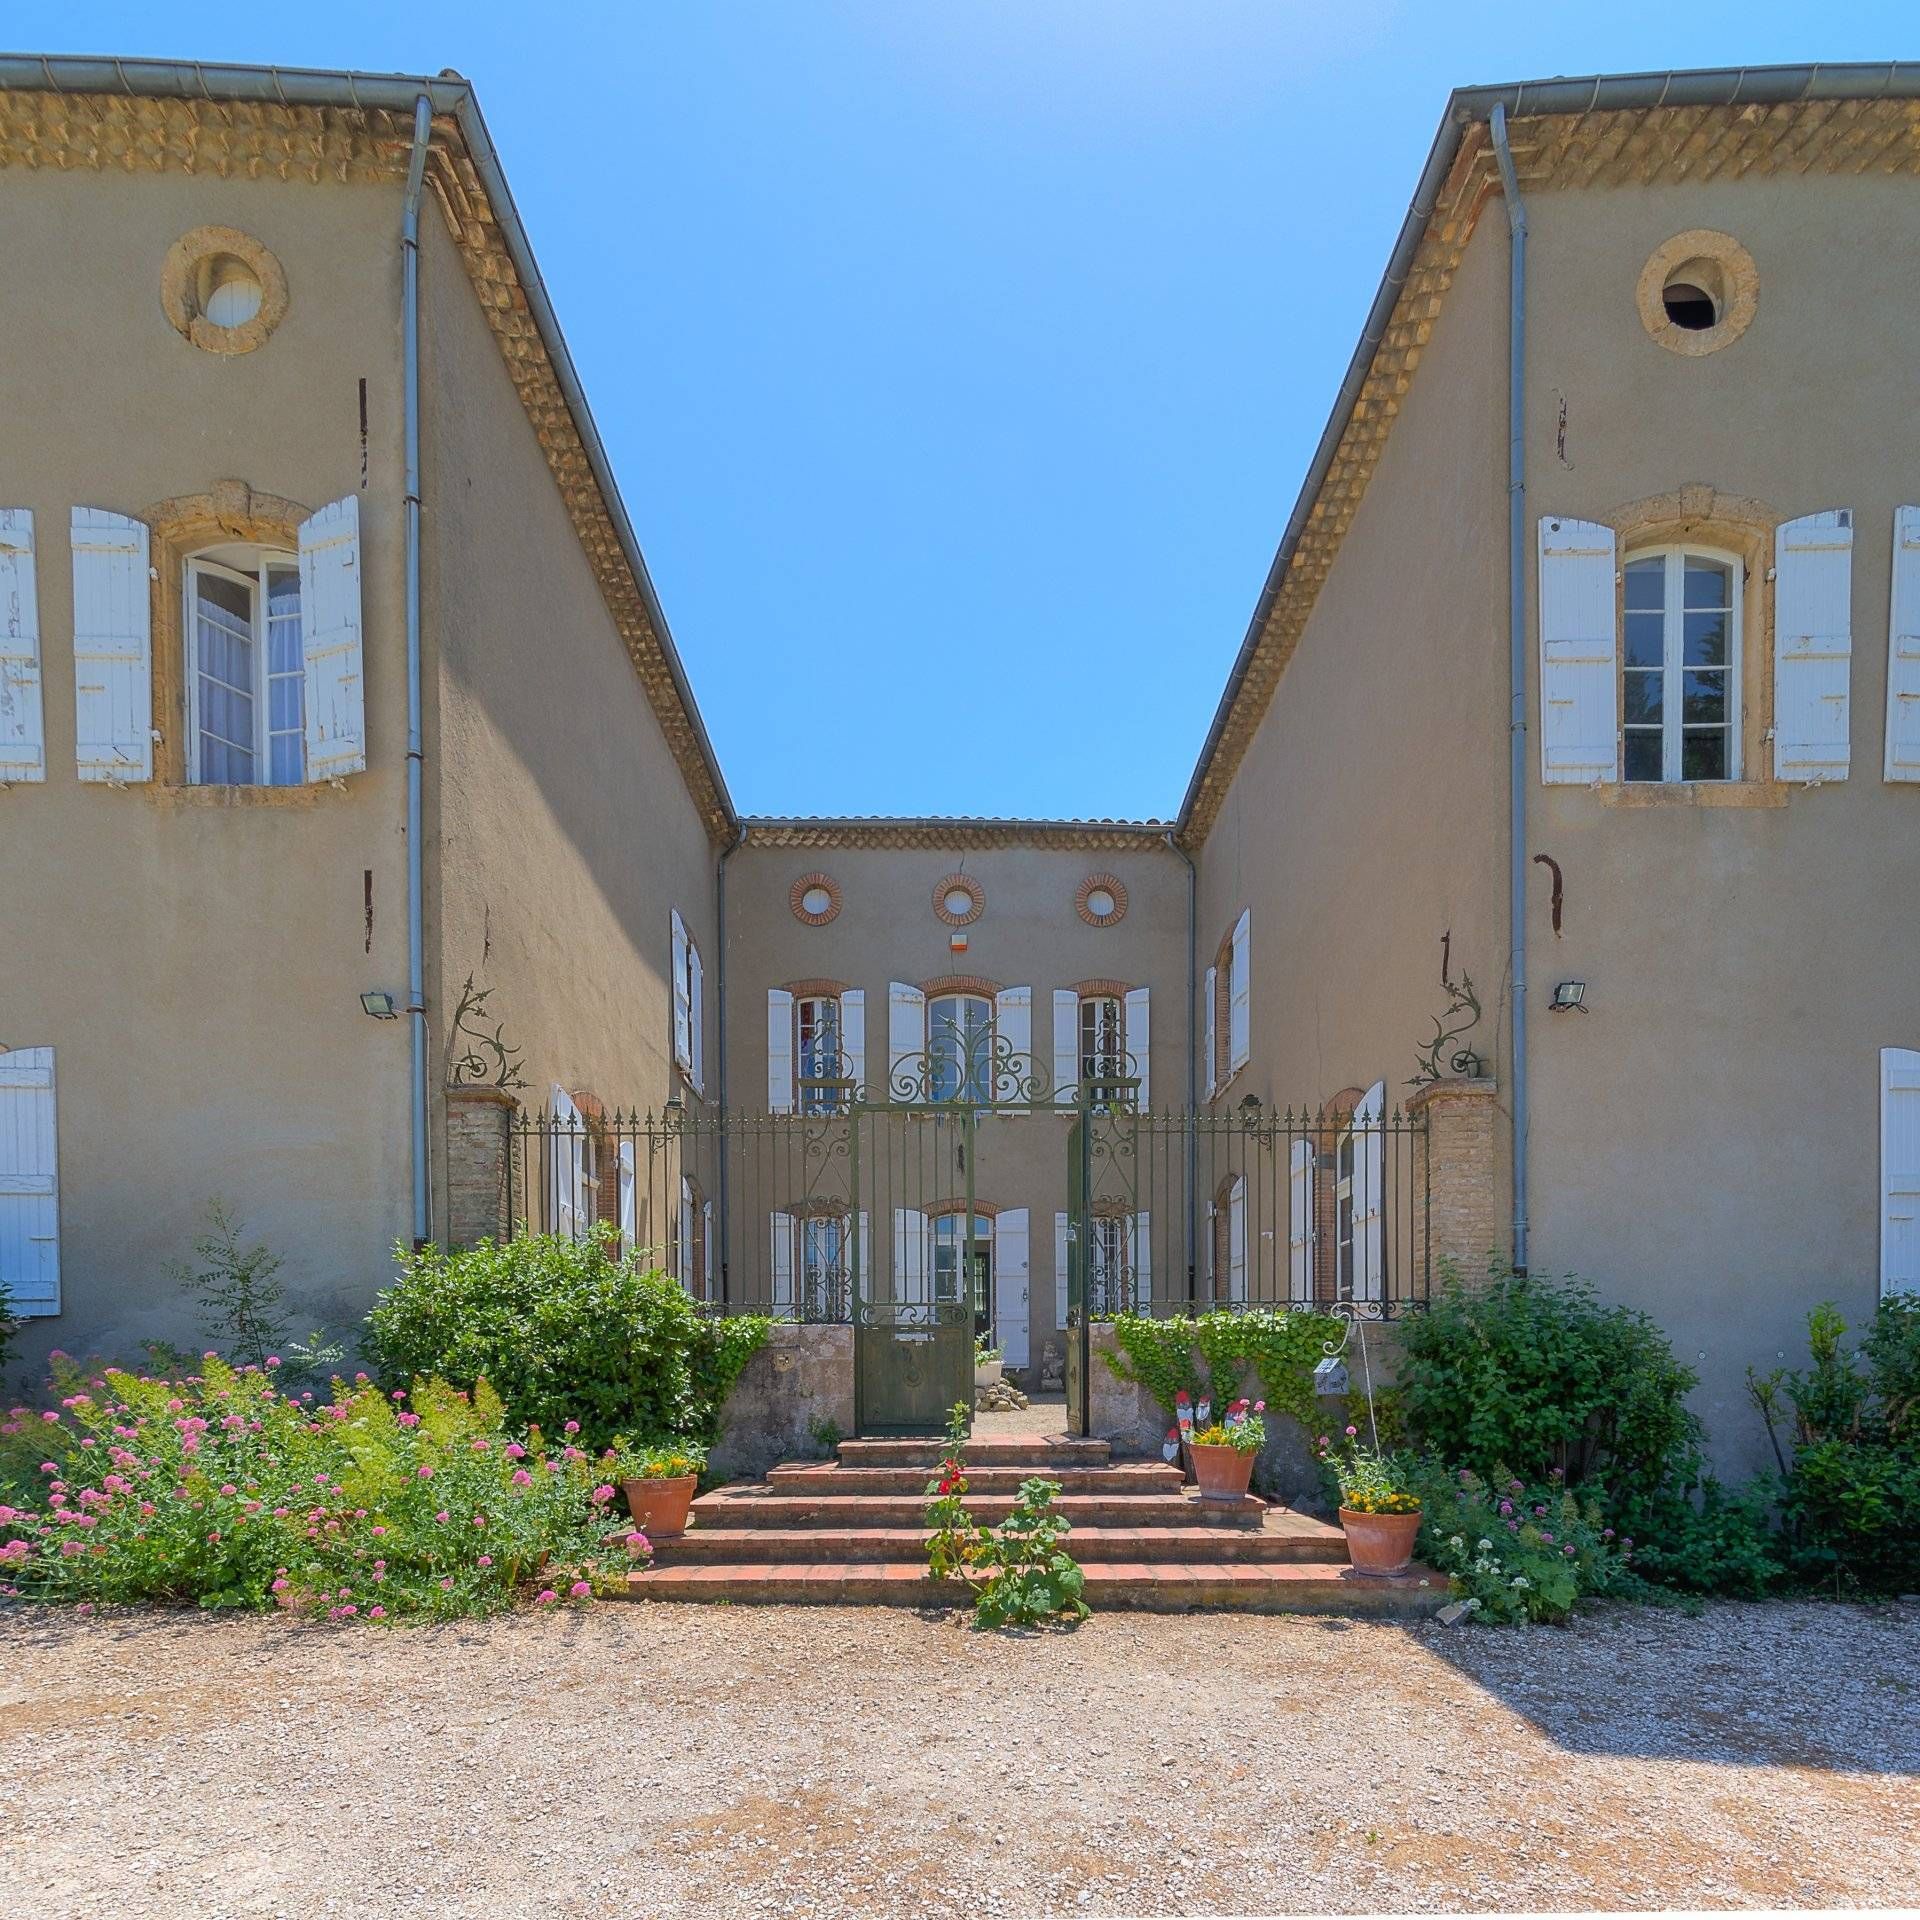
[
  {"xmin": 1407, "ymin": 1076, "xmax": 1502, "ymax": 1276},
  {"xmin": 709, "ymin": 1323, "xmax": 855, "ymax": 1482}
]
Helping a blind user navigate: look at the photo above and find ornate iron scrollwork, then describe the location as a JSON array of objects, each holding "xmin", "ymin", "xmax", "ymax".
[
  {"xmin": 1409, "ymin": 935, "xmax": 1483, "ymax": 1086},
  {"xmin": 886, "ymin": 1029, "xmax": 1058, "ymax": 1109},
  {"xmin": 446, "ymin": 974, "xmax": 527, "ymax": 1090}
]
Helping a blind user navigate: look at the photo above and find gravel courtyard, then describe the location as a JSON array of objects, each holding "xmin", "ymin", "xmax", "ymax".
[{"xmin": 2, "ymin": 1598, "xmax": 1915, "ymax": 1919}]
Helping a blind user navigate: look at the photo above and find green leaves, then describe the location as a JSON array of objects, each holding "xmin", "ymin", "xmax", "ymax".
[
  {"xmin": 968, "ymin": 1478, "xmax": 1090, "ymax": 1629},
  {"xmin": 1104, "ymin": 1308, "xmax": 1345, "ymax": 1434}
]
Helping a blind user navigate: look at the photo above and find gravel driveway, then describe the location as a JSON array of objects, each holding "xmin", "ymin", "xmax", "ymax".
[{"xmin": 2, "ymin": 1598, "xmax": 1915, "ymax": 1918}]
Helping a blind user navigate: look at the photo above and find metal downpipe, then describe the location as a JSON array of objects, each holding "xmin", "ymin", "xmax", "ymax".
[
  {"xmin": 714, "ymin": 827, "xmax": 747, "ymax": 1302},
  {"xmin": 402, "ymin": 95, "xmax": 431, "ymax": 1245},
  {"xmin": 1490, "ymin": 103, "xmax": 1530, "ymax": 1274}
]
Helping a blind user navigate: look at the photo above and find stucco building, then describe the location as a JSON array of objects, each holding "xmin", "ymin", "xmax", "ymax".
[{"xmin": 3, "ymin": 56, "xmax": 1917, "ymax": 1469}]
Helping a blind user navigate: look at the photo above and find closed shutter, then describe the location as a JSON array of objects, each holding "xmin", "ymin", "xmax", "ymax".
[
  {"xmin": 841, "ymin": 989, "xmax": 867, "ymax": 1098},
  {"xmin": 1288, "ymin": 1138, "xmax": 1314, "ymax": 1304},
  {"xmin": 1884, "ymin": 1048, "xmax": 1920, "ymax": 1297},
  {"xmin": 1354, "ymin": 1079, "xmax": 1385, "ymax": 1302},
  {"xmin": 671, "ymin": 912, "xmax": 692, "ymax": 1071},
  {"xmin": 771, "ymin": 1211, "xmax": 795, "ymax": 1312},
  {"xmin": 1203, "ymin": 965, "xmax": 1217, "ymax": 1099},
  {"xmin": 1774, "ymin": 509, "xmax": 1854, "ymax": 782},
  {"xmin": 1052, "ymin": 990, "xmax": 1079, "ymax": 1107},
  {"xmin": 1124, "ymin": 986, "xmax": 1150, "ymax": 1107},
  {"xmin": 70, "ymin": 508, "xmax": 151, "ymax": 782},
  {"xmin": 888, "ymin": 983, "xmax": 925, "ymax": 1102},
  {"xmin": 995, "ymin": 987, "xmax": 1031, "ymax": 1099},
  {"xmin": 1886, "ymin": 508, "xmax": 1920, "ymax": 782},
  {"xmin": 1133, "ymin": 1210, "xmax": 1152, "ymax": 1314},
  {"xmin": 1054, "ymin": 1212, "xmax": 1070, "ymax": 1327},
  {"xmin": 995, "ymin": 1208, "xmax": 1030, "ymax": 1368},
  {"xmin": 0, "ymin": 1047, "xmax": 59, "ymax": 1316},
  {"xmin": 893, "ymin": 1207, "xmax": 929, "ymax": 1313},
  {"xmin": 689, "ymin": 944, "xmax": 706, "ymax": 1092},
  {"xmin": 298, "ymin": 495, "xmax": 366, "ymax": 780},
  {"xmin": 1227, "ymin": 1175, "xmax": 1248, "ymax": 1305},
  {"xmin": 0, "ymin": 511, "xmax": 45, "ymax": 782},
  {"xmin": 767, "ymin": 989, "xmax": 795, "ymax": 1113},
  {"xmin": 1537, "ymin": 515, "xmax": 1619, "ymax": 784},
  {"xmin": 1228, "ymin": 910, "xmax": 1251, "ymax": 1073},
  {"xmin": 617, "ymin": 1142, "xmax": 636, "ymax": 1256}
]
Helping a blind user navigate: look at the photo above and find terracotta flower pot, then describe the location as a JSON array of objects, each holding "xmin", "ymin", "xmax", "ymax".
[
  {"xmin": 623, "ymin": 1473, "xmax": 698, "ymax": 1539},
  {"xmin": 1339, "ymin": 1505, "xmax": 1422, "ymax": 1575},
  {"xmin": 1190, "ymin": 1442, "xmax": 1254, "ymax": 1501}
]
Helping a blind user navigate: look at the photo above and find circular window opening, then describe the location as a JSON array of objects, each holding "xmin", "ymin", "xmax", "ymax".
[
  {"xmin": 1084, "ymin": 887, "xmax": 1117, "ymax": 919},
  {"xmin": 800, "ymin": 886, "xmax": 833, "ymax": 918},
  {"xmin": 1660, "ymin": 260, "xmax": 1723, "ymax": 332},
  {"xmin": 943, "ymin": 889, "xmax": 974, "ymax": 917},
  {"xmin": 200, "ymin": 254, "xmax": 264, "ymax": 329},
  {"xmin": 1637, "ymin": 232, "xmax": 1755, "ymax": 358}
]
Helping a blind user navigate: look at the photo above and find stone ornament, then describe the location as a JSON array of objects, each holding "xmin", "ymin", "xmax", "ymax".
[
  {"xmin": 1635, "ymin": 229, "xmax": 1758, "ymax": 359},
  {"xmin": 160, "ymin": 226, "xmax": 290, "ymax": 356},
  {"xmin": 789, "ymin": 872, "xmax": 843, "ymax": 926},
  {"xmin": 1075, "ymin": 872, "xmax": 1128, "ymax": 927},
  {"xmin": 931, "ymin": 874, "xmax": 984, "ymax": 928}
]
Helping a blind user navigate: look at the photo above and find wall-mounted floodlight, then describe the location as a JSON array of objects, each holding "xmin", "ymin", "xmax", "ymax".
[
  {"xmin": 360, "ymin": 991, "xmax": 399, "ymax": 1019},
  {"xmin": 1549, "ymin": 980, "xmax": 1587, "ymax": 1013}
]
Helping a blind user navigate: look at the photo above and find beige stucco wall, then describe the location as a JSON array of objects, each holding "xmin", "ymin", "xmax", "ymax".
[
  {"xmin": 721, "ymin": 841, "xmax": 1190, "ymax": 1371},
  {"xmin": 1521, "ymin": 175, "xmax": 1920, "ymax": 1470},
  {"xmin": 418, "ymin": 209, "xmax": 720, "ymax": 1221},
  {"xmin": 0, "ymin": 166, "xmax": 412, "ymax": 1373}
]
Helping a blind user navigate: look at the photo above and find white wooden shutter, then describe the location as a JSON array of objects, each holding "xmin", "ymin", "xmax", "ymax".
[
  {"xmin": 766, "ymin": 989, "xmax": 795, "ymax": 1113},
  {"xmin": 893, "ymin": 1206, "xmax": 929, "ymax": 1313},
  {"xmin": 70, "ymin": 508, "xmax": 151, "ymax": 782},
  {"xmin": 1774, "ymin": 509, "xmax": 1854, "ymax": 782},
  {"xmin": 0, "ymin": 1048, "xmax": 59, "ymax": 1315},
  {"xmin": 1228, "ymin": 909, "xmax": 1251, "ymax": 1073},
  {"xmin": 995, "ymin": 987, "xmax": 1031, "ymax": 1097},
  {"xmin": 888, "ymin": 983, "xmax": 925, "ymax": 1102},
  {"xmin": 1537, "ymin": 516, "xmax": 1619, "ymax": 784},
  {"xmin": 1228, "ymin": 1175, "xmax": 1247, "ymax": 1305},
  {"xmin": 1054, "ymin": 1212, "xmax": 1070, "ymax": 1327},
  {"xmin": 995, "ymin": 1208, "xmax": 1030, "ymax": 1368},
  {"xmin": 771, "ymin": 1211, "xmax": 795, "ymax": 1312},
  {"xmin": 841, "ymin": 989, "xmax": 866, "ymax": 1098},
  {"xmin": 617, "ymin": 1142, "xmax": 636, "ymax": 1256},
  {"xmin": 0, "ymin": 512, "xmax": 45, "ymax": 782},
  {"xmin": 1885, "ymin": 508, "xmax": 1920, "ymax": 782},
  {"xmin": 677, "ymin": 1177, "xmax": 696, "ymax": 1291},
  {"xmin": 1354, "ymin": 1079, "xmax": 1385, "ymax": 1302},
  {"xmin": 1883, "ymin": 1048, "xmax": 1920, "ymax": 1297},
  {"xmin": 1124, "ymin": 986, "xmax": 1150, "ymax": 1107},
  {"xmin": 298, "ymin": 495, "xmax": 366, "ymax": 780},
  {"xmin": 550, "ymin": 1087, "xmax": 583, "ymax": 1240},
  {"xmin": 1132, "ymin": 1209, "xmax": 1152, "ymax": 1314},
  {"xmin": 702, "ymin": 1199, "xmax": 714, "ymax": 1293},
  {"xmin": 671, "ymin": 911, "xmax": 692, "ymax": 1071},
  {"xmin": 1288, "ymin": 1138, "xmax": 1314, "ymax": 1304},
  {"xmin": 1203, "ymin": 965, "xmax": 1218, "ymax": 1099},
  {"xmin": 1052, "ymin": 990, "xmax": 1079, "ymax": 1106},
  {"xmin": 689, "ymin": 943, "xmax": 706, "ymax": 1093}
]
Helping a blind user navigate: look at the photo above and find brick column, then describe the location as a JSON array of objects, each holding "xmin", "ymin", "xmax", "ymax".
[
  {"xmin": 445, "ymin": 1087, "xmax": 516, "ymax": 1248},
  {"xmin": 1405, "ymin": 1077, "xmax": 1502, "ymax": 1278}
]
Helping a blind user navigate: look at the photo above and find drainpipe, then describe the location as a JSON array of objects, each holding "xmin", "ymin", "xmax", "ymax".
[
  {"xmin": 1490, "ymin": 103, "xmax": 1530, "ymax": 1275},
  {"xmin": 1165, "ymin": 831, "xmax": 1199, "ymax": 1302},
  {"xmin": 401, "ymin": 95, "xmax": 432, "ymax": 1245},
  {"xmin": 714, "ymin": 826, "xmax": 747, "ymax": 1301}
]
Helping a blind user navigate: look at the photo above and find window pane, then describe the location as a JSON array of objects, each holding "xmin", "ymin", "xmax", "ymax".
[
  {"xmin": 1623, "ymin": 669, "xmax": 1663, "ymax": 724},
  {"xmin": 1682, "ymin": 669, "xmax": 1728, "ymax": 724},
  {"xmin": 1624, "ymin": 611, "xmax": 1664, "ymax": 671},
  {"xmin": 1683, "ymin": 558, "xmax": 1732, "ymax": 610},
  {"xmin": 1624, "ymin": 729, "xmax": 1663, "ymax": 782},
  {"xmin": 1683, "ymin": 610, "xmax": 1729, "ymax": 667},
  {"xmin": 194, "ymin": 570, "xmax": 257, "ymax": 786},
  {"xmin": 1623, "ymin": 558, "xmax": 1665, "ymax": 612},
  {"xmin": 1682, "ymin": 729, "xmax": 1728, "ymax": 781}
]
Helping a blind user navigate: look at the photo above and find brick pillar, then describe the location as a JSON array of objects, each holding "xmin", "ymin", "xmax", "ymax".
[
  {"xmin": 445, "ymin": 1087, "xmax": 515, "ymax": 1248},
  {"xmin": 1405, "ymin": 1077, "xmax": 1502, "ymax": 1278}
]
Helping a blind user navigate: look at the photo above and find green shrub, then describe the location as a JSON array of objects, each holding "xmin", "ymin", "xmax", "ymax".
[
  {"xmin": 1104, "ymin": 1308, "xmax": 1347, "ymax": 1433},
  {"xmin": 366, "ymin": 1230, "xmax": 769, "ymax": 1454},
  {"xmin": 970, "ymin": 1478, "xmax": 1089, "ymax": 1630},
  {"xmin": 1398, "ymin": 1262, "xmax": 1701, "ymax": 1513},
  {"xmin": 1614, "ymin": 1476, "xmax": 1782, "ymax": 1600}
]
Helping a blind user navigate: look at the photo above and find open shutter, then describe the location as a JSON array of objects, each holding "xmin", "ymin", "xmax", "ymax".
[
  {"xmin": 841, "ymin": 989, "xmax": 866, "ymax": 1099},
  {"xmin": 1354, "ymin": 1079, "xmax": 1385, "ymax": 1302},
  {"xmin": 1053, "ymin": 990, "xmax": 1079, "ymax": 1107},
  {"xmin": 70, "ymin": 508, "xmax": 151, "ymax": 782},
  {"xmin": 1124, "ymin": 986, "xmax": 1150, "ymax": 1107},
  {"xmin": 617, "ymin": 1142, "xmax": 636, "ymax": 1256},
  {"xmin": 1229, "ymin": 910, "xmax": 1251, "ymax": 1073},
  {"xmin": 0, "ymin": 512, "xmax": 45, "ymax": 782},
  {"xmin": 1288, "ymin": 1139, "xmax": 1314, "ymax": 1304},
  {"xmin": 670, "ymin": 912, "xmax": 692, "ymax": 1072},
  {"xmin": 1228, "ymin": 1175, "xmax": 1247, "ymax": 1304},
  {"xmin": 766, "ymin": 989, "xmax": 794, "ymax": 1113},
  {"xmin": 1537, "ymin": 516, "xmax": 1618, "ymax": 784},
  {"xmin": 771, "ymin": 1211, "xmax": 795, "ymax": 1313},
  {"xmin": 689, "ymin": 944, "xmax": 706, "ymax": 1093},
  {"xmin": 1133, "ymin": 1210, "xmax": 1152, "ymax": 1314},
  {"xmin": 995, "ymin": 1208, "xmax": 1030, "ymax": 1368},
  {"xmin": 0, "ymin": 1048, "xmax": 59, "ymax": 1316},
  {"xmin": 1884, "ymin": 1049, "xmax": 1920, "ymax": 1297},
  {"xmin": 995, "ymin": 987, "xmax": 1031, "ymax": 1099},
  {"xmin": 854, "ymin": 1208, "xmax": 871, "ymax": 1312},
  {"xmin": 1886, "ymin": 508, "xmax": 1920, "ymax": 782},
  {"xmin": 677, "ymin": 1178, "xmax": 696, "ymax": 1291},
  {"xmin": 1774, "ymin": 509, "xmax": 1853, "ymax": 782},
  {"xmin": 550, "ymin": 1087, "xmax": 582, "ymax": 1240},
  {"xmin": 1054, "ymin": 1213, "xmax": 1070, "ymax": 1327},
  {"xmin": 1203, "ymin": 965, "xmax": 1217, "ymax": 1099},
  {"xmin": 888, "ymin": 983, "xmax": 925, "ymax": 1102},
  {"xmin": 893, "ymin": 1207, "xmax": 929, "ymax": 1313},
  {"xmin": 703, "ymin": 1199, "xmax": 714, "ymax": 1293},
  {"xmin": 299, "ymin": 495, "xmax": 366, "ymax": 780}
]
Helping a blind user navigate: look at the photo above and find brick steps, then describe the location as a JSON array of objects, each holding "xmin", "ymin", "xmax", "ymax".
[
  {"xmin": 835, "ymin": 1438, "xmax": 1113, "ymax": 1469},
  {"xmin": 686, "ymin": 1486, "xmax": 1269, "ymax": 1530},
  {"xmin": 765, "ymin": 1460, "xmax": 1185, "ymax": 1497}
]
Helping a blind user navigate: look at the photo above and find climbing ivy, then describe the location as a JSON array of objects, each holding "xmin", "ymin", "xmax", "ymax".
[{"xmin": 1104, "ymin": 1309, "xmax": 1348, "ymax": 1433}]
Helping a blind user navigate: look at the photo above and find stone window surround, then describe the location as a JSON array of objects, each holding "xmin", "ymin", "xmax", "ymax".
[
  {"xmin": 788, "ymin": 872, "xmax": 842, "ymax": 926},
  {"xmin": 1074, "ymin": 871, "xmax": 1129, "ymax": 927},
  {"xmin": 931, "ymin": 873, "xmax": 984, "ymax": 927},
  {"xmin": 159, "ymin": 225, "xmax": 290, "ymax": 357},
  {"xmin": 1635, "ymin": 229, "xmax": 1758, "ymax": 359}
]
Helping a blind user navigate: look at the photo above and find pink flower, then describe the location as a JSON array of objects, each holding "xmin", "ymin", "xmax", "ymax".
[
  {"xmin": 1252, "ymin": 1400, "xmax": 1266, "ymax": 1413},
  {"xmin": 392, "ymin": 1389, "xmax": 407, "ymax": 1401},
  {"xmin": 264, "ymin": 1356, "xmax": 281, "ymax": 1369},
  {"xmin": 511, "ymin": 1470, "xmax": 532, "ymax": 1487},
  {"xmin": 439, "ymin": 1576, "xmax": 454, "ymax": 1591},
  {"xmin": 504, "ymin": 1442, "xmax": 526, "ymax": 1460},
  {"xmin": 271, "ymin": 1578, "xmax": 290, "ymax": 1593},
  {"xmin": 219, "ymin": 1484, "xmax": 237, "ymax": 1498},
  {"xmin": 591, "ymin": 1485, "xmax": 614, "ymax": 1504},
  {"xmin": 625, "ymin": 1531, "xmax": 650, "ymax": 1557},
  {"xmin": 1344, "ymin": 1425, "xmax": 1358, "ymax": 1437},
  {"xmin": 563, "ymin": 1421, "xmax": 580, "ymax": 1436},
  {"xmin": 476, "ymin": 1554, "xmax": 493, "ymax": 1568},
  {"xmin": 416, "ymin": 1465, "xmax": 434, "ymax": 1480},
  {"xmin": 369, "ymin": 1605, "xmax": 386, "ymax": 1619},
  {"xmin": 568, "ymin": 1580, "xmax": 591, "ymax": 1600},
  {"xmin": 434, "ymin": 1510, "xmax": 450, "ymax": 1526},
  {"xmin": 534, "ymin": 1589, "xmax": 557, "ymax": 1606}
]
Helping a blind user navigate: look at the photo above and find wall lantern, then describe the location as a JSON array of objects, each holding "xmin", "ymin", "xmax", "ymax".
[
  {"xmin": 1549, "ymin": 980, "xmax": 1588, "ymax": 1013},
  {"xmin": 360, "ymin": 991, "xmax": 399, "ymax": 1019}
]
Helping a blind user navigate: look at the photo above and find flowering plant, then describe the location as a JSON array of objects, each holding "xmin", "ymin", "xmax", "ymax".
[
  {"xmin": 1190, "ymin": 1397, "xmax": 1267, "ymax": 1455},
  {"xmin": 608, "ymin": 1439, "xmax": 706, "ymax": 1481},
  {"xmin": 1317, "ymin": 1426, "xmax": 1421, "ymax": 1514},
  {"xmin": 923, "ymin": 1403, "xmax": 983, "ymax": 1583}
]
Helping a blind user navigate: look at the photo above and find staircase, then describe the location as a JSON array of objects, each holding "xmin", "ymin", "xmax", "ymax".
[{"xmin": 620, "ymin": 1436, "xmax": 1444, "ymax": 1615}]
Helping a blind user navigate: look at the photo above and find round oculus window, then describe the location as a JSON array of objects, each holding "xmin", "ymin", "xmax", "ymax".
[
  {"xmin": 944, "ymin": 889, "xmax": 974, "ymax": 916},
  {"xmin": 1075, "ymin": 871, "xmax": 1129, "ymax": 927},
  {"xmin": 788, "ymin": 872, "xmax": 842, "ymax": 926},
  {"xmin": 1635, "ymin": 230, "xmax": 1757, "ymax": 358},
  {"xmin": 801, "ymin": 886, "xmax": 833, "ymax": 917},
  {"xmin": 1085, "ymin": 887, "xmax": 1117, "ymax": 918},
  {"xmin": 931, "ymin": 875, "xmax": 984, "ymax": 926},
  {"xmin": 160, "ymin": 225, "xmax": 289, "ymax": 356}
]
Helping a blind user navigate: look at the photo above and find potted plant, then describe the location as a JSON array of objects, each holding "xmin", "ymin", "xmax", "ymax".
[
  {"xmin": 974, "ymin": 1335, "xmax": 1004, "ymax": 1390},
  {"xmin": 1188, "ymin": 1397, "xmax": 1265, "ymax": 1500},
  {"xmin": 614, "ymin": 1440, "xmax": 706, "ymax": 1539},
  {"xmin": 1317, "ymin": 1427, "xmax": 1422, "ymax": 1574}
]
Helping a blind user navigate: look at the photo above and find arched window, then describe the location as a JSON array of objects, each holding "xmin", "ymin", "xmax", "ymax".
[
  {"xmin": 185, "ymin": 545, "xmax": 304, "ymax": 784},
  {"xmin": 928, "ymin": 992, "xmax": 993, "ymax": 1104},
  {"xmin": 1622, "ymin": 546, "xmax": 1742, "ymax": 782}
]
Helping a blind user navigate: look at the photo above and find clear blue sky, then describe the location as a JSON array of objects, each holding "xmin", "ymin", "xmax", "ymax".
[{"xmin": 9, "ymin": 3, "xmax": 1913, "ymax": 818}]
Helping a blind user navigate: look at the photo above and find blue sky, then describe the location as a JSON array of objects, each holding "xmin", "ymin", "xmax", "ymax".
[{"xmin": 9, "ymin": 4, "xmax": 1913, "ymax": 817}]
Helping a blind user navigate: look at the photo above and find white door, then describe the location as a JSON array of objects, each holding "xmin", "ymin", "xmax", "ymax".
[
  {"xmin": 0, "ymin": 1048, "xmax": 59, "ymax": 1315},
  {"xmin": 994, "ymin": 1208, "xmax": 1030, "ymax": 1368}
]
